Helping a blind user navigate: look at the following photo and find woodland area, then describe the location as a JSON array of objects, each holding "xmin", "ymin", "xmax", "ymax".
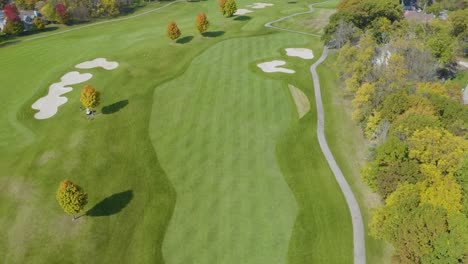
[{"xmin": 324, "ymin": 0, "xmax": 468, "ymax": 263}]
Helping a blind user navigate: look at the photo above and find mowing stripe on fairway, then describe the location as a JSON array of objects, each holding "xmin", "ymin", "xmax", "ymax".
[{"xmin": 150, "ymin": 33, "xmax": 315, "ymax": 264}]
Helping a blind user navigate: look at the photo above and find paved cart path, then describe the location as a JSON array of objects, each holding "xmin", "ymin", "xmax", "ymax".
[{"xmin": 265, "ymin": 2, "xmax": 366, "ymax": 263}]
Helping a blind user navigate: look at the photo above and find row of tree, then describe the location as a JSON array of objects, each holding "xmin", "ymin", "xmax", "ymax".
[
  {"xmin": 325, "ymin": 0, "xmax": 468, "ymax": 262},
  {"xmin": 166, "ymin": 12, "xmax": 209, "ymax": 41}
]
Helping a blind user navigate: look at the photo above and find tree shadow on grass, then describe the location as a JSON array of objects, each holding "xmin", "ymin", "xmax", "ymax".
[
  {"xmin": 176, "ymin": 36, "xmax": 193, "ymax": 44},
  {"xmin": 234, "ymin": 16, "xmax": 251, "ymax": 21},
  {"xmin": 102, "ymin": 100, "xmax": 129, "ymax": 114},
  {"xmin": 86, "ymin": 190, "xmax": 133, "ymax": 217},
  {"xmin": 202, "ymin": 31, "xmax": 225, "ymax": 38}
]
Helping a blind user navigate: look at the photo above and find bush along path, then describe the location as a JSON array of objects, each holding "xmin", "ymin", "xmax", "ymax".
[{"xmin": 265, "ymin": 2, "xmax": 366, "ymax": 263}]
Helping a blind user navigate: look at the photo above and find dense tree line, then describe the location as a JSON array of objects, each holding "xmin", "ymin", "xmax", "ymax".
[{"xmin": 326, "ymin": 0, "xmax": 468, "ymax": 262}]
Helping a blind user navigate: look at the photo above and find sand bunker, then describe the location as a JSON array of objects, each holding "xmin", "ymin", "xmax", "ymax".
[
  {"xmin": 32, "ymin": 72, "xmax": 93, "ymax": 120},
  {"xmin": 75, "ymin": 58, "xmax": 119, "ymax": 70},
  {"xmin": 258, "ymin": 60, "xmax": 295, "ymax": 74},
  {"xmin": 251, "ymin": 2, "xmax": 274, "ymax": 8},
  {"xmin": 235, "ymin": 9, "xmax": 253, "ymax": 15},
  {"xmin": 285, "ymin": 48, "xmax": 314, "ymax": 59},
  {"xmin": 459, "ymin": 61, "xmax": 468, "ymax": 68},
  {"xmin": 288, "ymin": 84, "xmax": 310, "ymax": 118}
]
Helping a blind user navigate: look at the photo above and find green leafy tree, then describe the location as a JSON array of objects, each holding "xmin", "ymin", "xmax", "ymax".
[
  {"xmin": 195, "ymin": 12, "xmax": 209, "ymax": 34},
  {"xmin": 41, "ymin": 2, "xmax": 57, "ymax": 21},
  {"xmin": 166, "ymin": 21, "xmax": 181, "ymax": 41},
  {"xmin": 448, "ymin": 9, "xmax": 468, "ymax": 37},
  {"xmin": 375, "ymin": 160, "xmax": 422, "ymax": 198},
  {"xmin": 223, "ymin": 0, "xmax": 237, "ymax": 17},
  {"xmin": 370, "ymin": 183, "xmax": 449, "ymax": 263},
  {"xmin": 454, "ymin": 155, "xmax": 468, "ymax": 215},
  {"xmin": 379, "ymin": 91, "xmax": 409, "ymax": 122},
  {"xmin": 391, "ymin": 112, "xmax": 440, "ymax": 140},
  {"xmin": 2, "ymin": 19, "xmax": 24, "ymax": 35},
  {"xmin": 33, "ymin": 17, "xmax": 45, "ymax": 31},
  {"xmin": 80, "ymin": 85, "xmax": 100, "ymax": 110},
  {"xmin": 56, "ymin": 180, "xmax": 88, "ymax": 220}
]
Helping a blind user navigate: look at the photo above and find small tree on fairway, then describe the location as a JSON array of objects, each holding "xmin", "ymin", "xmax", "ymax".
[
  {"xmin": 195, "ymin": 13, "xmax": 209, "ymax": 34},
  {"xmin": 56, "ymin": 180, "xmax": 88, "ymax": 220},
  {"xmin": 223, "ymin": 0, "xmax": 237, "ymax": 17},
  {"xmin": 167, "ymin": 21, "xmax": 181, "ymax": 41},
  {"xmin": 218, "ymin": 0, "xmax": 227, "ymax": 15},
  {"xmin": 80, "ymin": 85, "xmax": 99, "ymax": 111}
]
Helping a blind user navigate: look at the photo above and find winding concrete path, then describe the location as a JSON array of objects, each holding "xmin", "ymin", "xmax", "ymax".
[
  {"xmin": 311, "ymin": 47, "xmax": 366, "ymax": 264},
  {"xmin": 264, "ymin": 2, "xmax": 323, "ymax": 37},
  {"xmin": 265, "ymin": 2, "xmax": 366, "ymax": 263}
]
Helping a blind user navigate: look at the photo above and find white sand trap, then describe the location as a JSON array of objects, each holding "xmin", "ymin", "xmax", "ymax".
[
  {"xmin": 235, "ymin": 9, "xmax": 253, "ymax": 15},
  {"xmin": 459, "ymin": 61, "xmax": 468, "ymax": 68},
  {"xmin": 285, "ymin": 48, "xmax": 314, "ymax": 60},
  {"xmin": 258, "ymin": 60, "xmax": 295, "ymax": 74},
  {"xmin": 32, "ymin": 72, "xmax": 92, "ymax": 120},
  {"xmin": 75, "ymin": 58, "xmax": 119, "ymax": 70},
  {"xmin": 288, "ymin": 84, "xmax": 310, "ymax": 118},
  {"xmin": 251, "ymin": 2, "xmax": 274, "ymax": 8}
]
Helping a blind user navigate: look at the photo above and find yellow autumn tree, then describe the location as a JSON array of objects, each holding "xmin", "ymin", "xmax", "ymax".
[
  {"xmin": 408, "ymin": 127, "xmax": 467, "ymax": 174},
  {"xmin": 365, "ymin": 111, "xmax": 381, "ymax": 140},
  {"xmin": 80, "ymin": 85, "xmax": 100, "ymax": 110},
  {"xmin": 352, "ymin": 82, "xmax": 375, "ymax": 123},
  {"xmin": 56, "ymin": 180, "xmax": 88, "ymax": 220},
  {"xmin": 418, "ymin": 164, "xmax": 463, "ymax": 213}
]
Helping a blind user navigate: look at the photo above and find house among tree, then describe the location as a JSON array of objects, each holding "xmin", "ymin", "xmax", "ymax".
[
  {"xmin": 19, "ymin": 10, "xmax": 38, "ymax": 30},
  {"xmin": 0, "ymin": 11, "xmax": 5, "ymax": 31},
  {"xmin": 0, "ymin": 9, "xmax": 43, "ymax": 32}
]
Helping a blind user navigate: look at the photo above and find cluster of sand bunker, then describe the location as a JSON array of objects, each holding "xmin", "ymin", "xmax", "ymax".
[
  {"xmin": 234, "ymin": 2, "xmax": 274, "ymax": 15},
  {"xmin": 257, "ymin": 48, "xmax": 314, "ymax": 73},
  {"xmin": 32, "ymin": 58, "xmax": 119, "ymax": 120}
]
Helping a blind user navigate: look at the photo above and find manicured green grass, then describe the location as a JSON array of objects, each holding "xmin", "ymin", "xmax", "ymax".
[{"xmin": 0, "ymin": 0, "xmax": 381, "ymax": 263}]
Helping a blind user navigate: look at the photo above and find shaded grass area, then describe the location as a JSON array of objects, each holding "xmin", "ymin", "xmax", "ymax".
[{"xmin": 318, "ymin": 51, "xmax": 392, "ymax": 264}]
